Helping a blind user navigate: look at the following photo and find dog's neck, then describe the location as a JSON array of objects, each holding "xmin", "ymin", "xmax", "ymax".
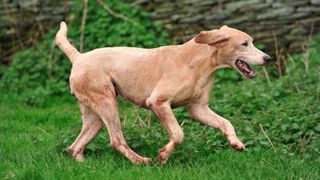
[{"xmin": 179, "ymin": 38, "xmax": 226, "ymax": 78}]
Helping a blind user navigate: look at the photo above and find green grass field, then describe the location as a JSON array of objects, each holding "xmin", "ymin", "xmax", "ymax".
[{"xmin": 0, "ymin": 91, "xmax": 319, "ymax": 179}]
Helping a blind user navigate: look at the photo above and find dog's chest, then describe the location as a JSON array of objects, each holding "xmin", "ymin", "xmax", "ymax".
[
  {"xmin": 191, "ymin": 76, "xmax": 213, "ymax": 100},
  {"xmin": 170, "ymin": 76, "xmax": 213, "ymax": 107}
]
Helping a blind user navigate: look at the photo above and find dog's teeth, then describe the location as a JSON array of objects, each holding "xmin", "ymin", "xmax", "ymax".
[{"xmin": 249, "ymin": 70, "xmax": 256, "ymax": 77}]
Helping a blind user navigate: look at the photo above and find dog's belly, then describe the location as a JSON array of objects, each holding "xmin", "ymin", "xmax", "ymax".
[
  {"xmin": 112, "ymin": 75, "xmax": 157, "ymax": 108},
  {"xmin": 116, "ymin": 88, "xmax": 149, "ymax": 108},
  {"xmin": 110, "ymin": 70, "xmax": 204, "ymax": 109},
  {"xmin": 116, "ymin": 87, "xmax": 194, "ymax": 109},
  {"xmin": 112, "ymin": 76, "xmax": 195, "ymax": 109}
]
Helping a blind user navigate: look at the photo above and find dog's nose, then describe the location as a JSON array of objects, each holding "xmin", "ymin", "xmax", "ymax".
[{"xmin": 263, "ymin": 55, "xmax": 272, "ymax": 64}]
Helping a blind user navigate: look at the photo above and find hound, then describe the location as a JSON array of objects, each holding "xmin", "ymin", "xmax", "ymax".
[{"xmin": 55, "ymin": 22, "xmax": 272, "ymax": 164}]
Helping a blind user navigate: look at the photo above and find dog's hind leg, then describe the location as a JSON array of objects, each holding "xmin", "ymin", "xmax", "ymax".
[
  {"xmin": 75, "ymin": 80, "xmax": 151, "ymax": 164},
  {"xmin": 67, "ymin": 103, "xmax": 104, "ymax": 162},
  {"xmin": 96, "ymin": 95, "xmax": 152, "ymax": 164}
]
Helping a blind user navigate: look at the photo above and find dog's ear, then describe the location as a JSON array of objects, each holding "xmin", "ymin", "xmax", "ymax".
[
  {"xmin": 194, "ymin": 30, "xmax": 230, "ymax": 47},
  {"xmin": 220, "ymin": 25, "xmax": 229, "ymax": 29}
]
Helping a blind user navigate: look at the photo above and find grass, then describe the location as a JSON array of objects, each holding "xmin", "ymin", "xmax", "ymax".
[
  {"xmin": 1, "ymin": 39, "xmax": 320, "ymax": 180},
  {"xmin": 0, "ymin": 96, "xmax": 318, "ymax": 179}
]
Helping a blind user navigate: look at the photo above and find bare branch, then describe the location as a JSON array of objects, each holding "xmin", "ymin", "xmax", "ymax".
[
  {"xmin": 259, "ymin": 124, "xmax": 276, "ymax": 152},
  {"xmin": 96, "ymin": 0, "xmax": 138, "ymax": 25},
  {"xmin": 80, "ymin": 0, "xmax": 89, "ymax": 53},
  {"xmin": 262, "ymin": 67, "xmax": 272, "ymax": 85}
]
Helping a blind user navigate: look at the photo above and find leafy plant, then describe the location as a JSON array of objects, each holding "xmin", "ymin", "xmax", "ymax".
[{"xmin": 0, "ymin": 0, "xmax": 170, "ymax": 106}]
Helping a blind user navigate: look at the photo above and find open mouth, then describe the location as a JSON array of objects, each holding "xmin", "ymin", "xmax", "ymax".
[{"xmin": 235, "ymin": 59, "xmax": 256, "ymax": 79}]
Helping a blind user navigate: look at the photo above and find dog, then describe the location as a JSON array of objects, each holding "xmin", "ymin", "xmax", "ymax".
[{"xmin": 55, "ymin": 21, "xmax": 272, "ymax": 164}]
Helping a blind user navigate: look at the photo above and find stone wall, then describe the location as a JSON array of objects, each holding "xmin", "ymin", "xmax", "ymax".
[
  {"xmin": 0, "ymin": 0, "xmax": 70, "ymax": 63},
  {"xmin": 131, "ymin": 0, "xmax": 320, "ymax": 54}
]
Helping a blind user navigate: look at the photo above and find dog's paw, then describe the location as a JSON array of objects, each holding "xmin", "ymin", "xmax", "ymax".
[
  {"xmin": 157, "ymin": 150, "xmax": 170, "ymax": 165},
  {"xmin": 67, "ymin": 147, "xmax": 84, "ymax": 162},
  {"xmin": 229, "ymin": 140, "xmax": 245, "ymax": 151},
  {"xmin": 132, "ymin": 157, "xmax": 152, "ymax": 165},
  {"xmin": 75, "ymin": 154, "xmax": 85, "ymax": 162},
  {"xmin": 228, "ymin": 136, "xmax": 245, "ymax": 151},
  {"xmin": 142, "ymin": 157, "xmax": 152, "ymax": 164}
]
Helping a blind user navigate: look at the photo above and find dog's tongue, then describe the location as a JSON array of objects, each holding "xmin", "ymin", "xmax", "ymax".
[
  {"xmin": 243, "ymin": 65, "xmax": 251, "ymax": 72},
  {"xmin": 236, "ymin": 60, "xmax": 256, "ymax": 78},
  {"xmin": 240, "ymin": 61, "xmax": 256, "ymax": 78},
  {"xmin": 241, "ymin": 63, "xmax": 252, "ymax": 73}
]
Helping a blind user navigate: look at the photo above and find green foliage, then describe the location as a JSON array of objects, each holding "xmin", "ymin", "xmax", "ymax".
[{"xmin": 0, "ymin": 0, "xmax": 170, "ymax": 106}]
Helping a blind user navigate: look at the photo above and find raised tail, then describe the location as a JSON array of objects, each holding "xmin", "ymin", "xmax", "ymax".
[{"xmin": 55, "ymin": 21, "xmax": 80, "ymax": 63}]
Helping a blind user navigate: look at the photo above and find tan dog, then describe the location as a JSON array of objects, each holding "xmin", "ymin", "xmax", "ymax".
[{"xmin": 55, "ymin": 21, "xmax": 271, "ymax": 164}]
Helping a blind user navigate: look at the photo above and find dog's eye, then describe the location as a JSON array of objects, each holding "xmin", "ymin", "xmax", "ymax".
[{"xmin": 241, "ymin": 42, "xmax": 248, "ymax": 47}]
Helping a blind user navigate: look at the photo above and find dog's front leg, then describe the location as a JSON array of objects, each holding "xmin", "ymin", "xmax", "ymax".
[
  {"xmin": 146, "ymin": 97, "xmax": 184, "ymax": 164},
  {"xmin": 187, "ymin": 103, "xmax": 245, "ymax": 151}
]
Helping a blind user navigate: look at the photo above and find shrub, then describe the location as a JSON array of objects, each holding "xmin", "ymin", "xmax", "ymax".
[{"xmin": 0, "ymin": 0, "xmax": 170, "ymax": 106}]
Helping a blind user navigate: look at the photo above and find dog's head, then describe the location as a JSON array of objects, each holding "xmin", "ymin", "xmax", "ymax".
[{"xmin": 195, "ymin": 25, "xmax": 272, "ymax": 79}]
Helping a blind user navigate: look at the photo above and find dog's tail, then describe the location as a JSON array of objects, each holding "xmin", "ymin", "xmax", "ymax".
[{"xmin": 55, "ymin": 21, "xmax": 80, "ymax": 63}]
